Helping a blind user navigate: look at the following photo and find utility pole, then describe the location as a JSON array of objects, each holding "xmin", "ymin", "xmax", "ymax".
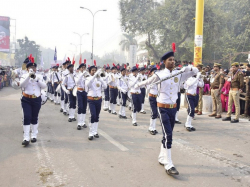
[{"xmin": 193, "ymin": 0, "xmax": 204, "ymax": 66}]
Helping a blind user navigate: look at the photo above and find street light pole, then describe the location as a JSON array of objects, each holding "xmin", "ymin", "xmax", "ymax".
[
  {"xmin": 73, "ymin": 32, "xmax": 89, "ymax": 65},
  {"xmin": 80, "ymin": 7, "xmax": 107, "ymax": 64}
]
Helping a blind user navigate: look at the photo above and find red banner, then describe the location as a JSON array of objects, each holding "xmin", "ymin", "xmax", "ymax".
[{"xmin": 0, "ymin": 16, "xmax": 10, "ymax": 52}]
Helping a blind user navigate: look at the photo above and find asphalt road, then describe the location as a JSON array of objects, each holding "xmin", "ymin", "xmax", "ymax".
[{"xmin": 0, "ymin": 87, "xmax": 250, "ymax": 187}]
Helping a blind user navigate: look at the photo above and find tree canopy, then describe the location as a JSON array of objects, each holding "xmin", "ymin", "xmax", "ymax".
[{"xmin": 119, "ymin": 0, "xmax": 250, "ymax": 67}]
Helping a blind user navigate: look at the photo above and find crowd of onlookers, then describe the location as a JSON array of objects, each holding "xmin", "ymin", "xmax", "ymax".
[{"xmin": 0, "ymin": 66, "xmax": 14, "ymax": 90}]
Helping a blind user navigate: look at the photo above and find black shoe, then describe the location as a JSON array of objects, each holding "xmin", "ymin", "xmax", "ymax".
[
  {"xmin": 68, "ymin": 118, "xmax": 72, "ymax": 122},
  {"xmin": 63, "ymin": 112, "xmax": 67, "ymax": 115},
  {"xmin": 231, "ymin": 119, "xmax": 239, "ymax": 123},
  {"xmin": 175, "ymin": 121, "xmax": 181, "ymax": 124},
  {"xmin": 186, "ymin": 127, "xmax": 192, "ymax": 132},
  {"xmin": 149, "ymin": 130, "xmax": 156, "ymax": 135},
  {"xmin": 72, "ymin": 118, "xmax": 76, "ymax": 121},
  {"xmin": 82, "ymin": 124, "xmax": 87, "ymax": 128},
  {"xmin": 117, "ymin": 104, "xmax": 120, "ymax": 106},
  {"xmin": 133, "ymin": 123, "xmax": 138, "ymax": 126},
  {"xmin": 60, "ymin": 108, "xmax": 63, "ymax": 112},
  {"xmin": 140, "ymin": 111, "xmax": 146, "ymax": 114},
  {"xmin": 88, "ymin": 136, "xmax": 93, "ymax": 140},
  {"xmin": 103, "ymin": 108, "xmax": 108, "ymax": 111},
  {"xmin": 31, "ymin": 138, "xmax": 37, "ymax": 143},
  {"xmin": 108, "ymin": 110, "xmax": 111, "ymax": 113},
  {"xmin": 129, "ymin": 107, "xmax": 131, "ymax": 110},
  {"xmin": 22, "ymin": 140, "xmax": 29, "ymax": 146},
  {"xmin": 166, "ymin": 167, "xmax": 179, "ymax": 175},
  {"xmin": 112, "ymin": 112, "xmax": 117, "ymax": 115},
  {"xmin": 50, "ymin": 99, "xmax": 53, "ymax": 102},
  {"xmin": 119, "ymin": 115, "xmax": 122, "ymax": 119},
  {"xmin": 154, "ymin": 130, "xmax": 158, "ymax": 134},
  {"xmin": 94, "ymin": 134, "xmax": 99, "ymax": 138},
  {"xmin": 122, "ymin": 116, "xmax": 127, "ymax": 119},
  {"xmin": 222, "ymin": 117, "xmax": 231, "ymax": 121},
  {"xmin": 77, "ymin": 125, "xmax": 81, "ymax": 130},
  {"xmin": 190, "ymin": 127, "xmax": 196, "ymax": 131}
]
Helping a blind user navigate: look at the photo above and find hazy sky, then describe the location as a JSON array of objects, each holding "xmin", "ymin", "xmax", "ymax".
[{"xmin": 1, "ymin": 0, "xmax": 123, "ymax": 60}]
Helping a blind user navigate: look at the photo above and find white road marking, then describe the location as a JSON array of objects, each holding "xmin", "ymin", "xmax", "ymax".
[{"xmin": 98, "ymin": 129, "xmax": 129, "ymax": 151}]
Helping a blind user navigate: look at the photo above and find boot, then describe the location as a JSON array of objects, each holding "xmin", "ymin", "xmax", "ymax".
[
  {"xmin": 185, "ymin": 115, "xmax": 192, "ymax": 132},
  {"xmin": 72, "ymin": 109, "xmax": 76, "ymax": 121},
  {"xmin": 94, "ymin": 122, "xmax": 99, "ymax": 138},
  {"xmin": 112, "ymin": 104, "xmax": 117, "ymax": 115},
  {"xmin": 81, "ymin": 114, "xmax": 87, "ymax": 128},
  {"xmin": 140, "ymin": 104, "xmax": 146, "ymax": 114},
  {"xmin": 122, "ymin": 106, "xmax": 127, "ymax": 119},
  {"xmin": 164, "ymin": 149, "xmax": 179, "ymax": 175},
  {"xmin": 31, "ymin": 124, "xmax": 38, "ymax": 143},
  {"xmin": 175, "ymin": 111, "xmax": 181, "ymax": 124},
  {"xmin": 158, "ymin": 144, "xmax": 168, "ymax": 165},
  {"xmin": 149, "ymin": 119, "xmax": 155, "ymax": 135},
  {"xmin": 88, "ymin": 123, "xmax": 94, "ymax": 140},
  {"xmin": 22, "ymin": 125, "xmax": 30, "ymax": 146},
  {"xmin": 132, "ymin": 113, "xmax": 137, "ymax": 126},
  {"xmin": 60, "ymin": 100, "xmax": 64, "ymax": 112},
  {"xmin": 77, "ymin": 114, "xmax": 82, "ymax": 130}
]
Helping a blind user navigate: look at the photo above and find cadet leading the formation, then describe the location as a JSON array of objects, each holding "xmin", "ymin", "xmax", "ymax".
[
  {"xmin": 135, "ymin": 51, "xmax": 198, "ymax": 175},
  {"xmin": 20, "ymin": 55, "xmax": 46, "ymax": 146}
]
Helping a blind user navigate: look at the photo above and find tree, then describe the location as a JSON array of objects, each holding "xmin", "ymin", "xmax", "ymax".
[
  {"xmin": 15, "ymin": 36, "xmax": 41, "ymax": 66},
  {"xmin": 119, "ymin": 33, "xmax": 137, "ymax": 51},
  {"xmin": 119, "ymin": 0, "xmax": 250, "ymax": 68}
]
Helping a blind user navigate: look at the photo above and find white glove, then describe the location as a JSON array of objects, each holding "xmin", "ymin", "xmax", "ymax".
[
  {"xmin": 66, "ymin": 90, "xmax": 70, "ymax": 94},
  {"xmin": 197, "ymin": 72, "xmax": 201, "ymax": 78},
  {"xmin": 182, "ymin": 66, "xmax": 191, "ymax": 72},
  {"xmin": 134, "ymin": 84, "xmax": 139, "ymax": 89},
  {"xmin": 94, "ymin": 69, "xmax": 102, "ymax": 77}
]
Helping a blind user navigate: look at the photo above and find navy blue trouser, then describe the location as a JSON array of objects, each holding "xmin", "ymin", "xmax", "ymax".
[
  {"xmin": 68, "ymin": 91, "xmax": 76, "ymax": 109},
  {"xmin": 110, "ymin": 88, "xmax": 118, "ymax": 104},
  {"xmin": 53, "ymin": 83, "xmax": 60, "ymax": 97},
  {"xmin": 88, "ymin": 98, "xmax": 102, "ymax": 123},
  {"xmin": 47, "ymin": 82, "xmax": 53, "ymax": 94},
  {"xmin": 77, "ymin": 91, "xmax": 87, "ymax": 114},
  {"xmin": 149, "ymin": 96, "xmax": 158, "ymax": 119},
  {"xmin": 132, "ymin": 94, "xmax": 142, "ymax": 113},
  {"xmin": 186, "ymin": 95, "xmax": 198, "ymax": 117},
  {"xmin": 176, "ymin": 92, "xmax": 181, "ymax": 111},
  {"xmin": 158, "ymin": 107, "xmax": 177, "ymax": 149},
  {"xmin": 140, "ymin": 88, "xmax": 146, "ymax": 104},
  {"xmin": 64, "ymin": 89, "xmax": 68, "ymax": 104},
  {"xmin": 121, "ymin": 92, "xmax": 127, "ymax": 107},
  {"xmin": 21, "ymin": 96, "xmax": 41, "ymax": 125},
  {"xmin": 61, "ymin": 87, "xmax": 65, "ymax": 101},
  {"xmin": 104, "ymin": 86, "xmax": 109, "ymax": 101}
]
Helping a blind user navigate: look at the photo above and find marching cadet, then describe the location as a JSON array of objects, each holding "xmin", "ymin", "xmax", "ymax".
[
  {"xmin": 222, "ymin": 62, "xmax": 244, "ymax": 123},
  {"xmin": 147, "ymin": 66, "xmax": 158, "ymax": 135},
  {"xmin": 128, "ymin": 65, "xmax": 142, "ymax": 126},
  {"xmin": 139, "ymin": 66, "xmax": 147, "ymax": 114},
  {"xmin": 135, "ymin": 51, "xmax": 198, "ymax": 175},
  {"xmin": 116, "ymin": 65, "xmax": 121, "ymax": 106},
  {"xmin": 103, "ymin": 64, "xmax": 111, "ymax": 111},
  {"xmin": 117, "ymin": 65, "xmax": 129, "ymax": 119},
  {"xmin": 209, "ymin": 63, "xmax": 225, "ymax": 119},
  {"xmin": 47, "ymin": 68, "xmax": 54, "ymax": 102},
  {"xmin": 61, "ymin": 59, "xmax": 70, "ymax": 115},
  {"xmin": 85, "ymin": 65, "xmax": 107, "ymax": 140},
  {"xmin": 62, "ymin": 63, "xmax": 76, "ymax": 122},
  {"xmin": 20, "ymin": 55, "xmax": 46, "ymax": 146},
  {"xmin": 184, "ymin": 72, "xmax": 204, "ymax": 131},
  {"xmin": 108, "ymin": 64, "xmax": 119, "ymax": 114},
  {"xmin": 75, "ymin": 62, "xmax": 88, "ymax": 130},
  {"xmin": 50, "ymin": 65, "xmax": 61, "ymax": 105},
  {"xmin": 195, "ymin": 64, "xmax": 206, "ymax": 115}
]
